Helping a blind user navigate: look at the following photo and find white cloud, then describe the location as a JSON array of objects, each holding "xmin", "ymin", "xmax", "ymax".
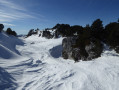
[
  {"xmin": 0, "ymin": 0, "xmax": 34, "ymax": 24},
  {"xmin": 0, "ymin": 0, "xmax": 26, "ymax": 11},
  {"xmin": 3, "ymin": 23, "xmax": 16, "ymax": 26}
]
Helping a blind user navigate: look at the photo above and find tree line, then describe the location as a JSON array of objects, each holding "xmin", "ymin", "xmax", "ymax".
[{"xmin": 53, "ymin": 19, "xmax": 119, "ymax": 53}]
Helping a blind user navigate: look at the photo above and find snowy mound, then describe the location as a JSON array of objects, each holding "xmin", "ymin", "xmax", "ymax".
[
  {"xmin": 0, "ymin": 35, "xmax": 119, "ymax": 90},
  {"xmin": 0, "ymin": 32, "xmax": 24, "ymax": 59}
]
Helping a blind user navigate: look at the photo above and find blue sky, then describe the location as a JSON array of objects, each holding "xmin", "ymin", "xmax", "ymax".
[{"xmin": 0, "ymin": 0, "xmax": 119, "ymax": 34}]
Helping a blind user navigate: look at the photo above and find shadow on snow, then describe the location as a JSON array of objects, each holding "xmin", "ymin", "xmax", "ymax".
[
  {"xmin": 0, "ymin": 67, "xmax": 17, "ymax": 90},
  {"xmin": 49, "ymin": 45, "xmax": 62, "ymax": 58}
]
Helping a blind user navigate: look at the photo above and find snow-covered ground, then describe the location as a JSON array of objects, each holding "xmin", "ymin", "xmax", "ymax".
[{"xmin": 0, "ymin": 32, "xmax": 119, "ymax": 90}]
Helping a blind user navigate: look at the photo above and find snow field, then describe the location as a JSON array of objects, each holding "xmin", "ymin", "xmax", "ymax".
[{"xmin": 0, "ymin": 33, "xmax": 119, "ymax": 90}]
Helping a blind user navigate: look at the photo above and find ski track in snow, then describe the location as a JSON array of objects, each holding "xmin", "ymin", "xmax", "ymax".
[{"xmin": 0, "ymin": 34, "xmax": 119, "ymax": 90}]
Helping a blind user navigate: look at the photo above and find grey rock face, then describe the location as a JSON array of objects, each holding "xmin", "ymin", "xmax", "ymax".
[
  {"xmin": 62, "ymin": 37, "xmax": 103, "ymax": 61},
  {"xmin": 62, "ymin": 36, "xmax": 78, "ymax": 60}
]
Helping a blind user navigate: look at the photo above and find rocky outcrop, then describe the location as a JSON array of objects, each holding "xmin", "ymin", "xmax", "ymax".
[
  {"xmin": 39, "ymin": 29, "xmax": 60, "ymax": 39},
  {"xmin": 62, "ymin": 37, "xmax": 78, "ymax": 59},
  {"xmin": 27, "ymin": 29, "xmax": 39, "ymax": 37},
  {"xmin": 62, "ymin": 37, "xmax": 103, "ymax": 62},
  {"xmin": 42, "ymin": 31, "xmax": 54, "ymax": 39},
  {"xmin": 54, "ymin": 30, "xmax": 60, "ymax": 38}
]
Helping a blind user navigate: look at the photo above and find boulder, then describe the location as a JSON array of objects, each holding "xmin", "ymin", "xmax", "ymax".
[
  {"xmin": 62, "ymin": 37, "xmax": 103, "ymax": 61},
  {"xmin": 62, "ymin": 36, "xmax": 78, "ymax": 60}
]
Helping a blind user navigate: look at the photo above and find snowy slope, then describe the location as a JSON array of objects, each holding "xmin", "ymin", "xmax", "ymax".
[
  {"xmin": 0, "ymin": 34, "xmax": 119, "ymax": 90},
  {"xmin": 0, "ymin": 32, "xmax": 24, "ymax": 59},
  {"xmin": 0, "ymin": 32, "xmax": 24, "ymax": 90}
]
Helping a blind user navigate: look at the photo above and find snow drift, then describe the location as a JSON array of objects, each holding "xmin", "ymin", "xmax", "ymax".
[
  {"xmin": 0, "ymin": 67, "xmax": 17, "ymax": 90},
  {"xmin": 0, "ymin": 32, "xmax": 24, "ymax": 59}
]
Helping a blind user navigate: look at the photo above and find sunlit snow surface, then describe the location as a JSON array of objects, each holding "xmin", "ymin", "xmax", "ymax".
[{"xmin": 0, "ymin": 33, "xmax": 119, "ymax": 90}]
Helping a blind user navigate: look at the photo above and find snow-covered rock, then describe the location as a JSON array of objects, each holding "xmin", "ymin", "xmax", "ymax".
[{"xmin": 62, "ymin": 37, "xmax": 103, "ymax": 61}]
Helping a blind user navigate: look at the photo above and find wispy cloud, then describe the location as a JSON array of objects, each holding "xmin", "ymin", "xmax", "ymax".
[
  {"xmin": 0, "ymin": 0, "xmax": 34, "ymax": 25},
  {"xmin": 0, "ymin": 0, "xmax": 26, "ymax": 11},
  {"xmin": 3, "ymin": 23, "xmax": 16, "ymax": 26}
]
